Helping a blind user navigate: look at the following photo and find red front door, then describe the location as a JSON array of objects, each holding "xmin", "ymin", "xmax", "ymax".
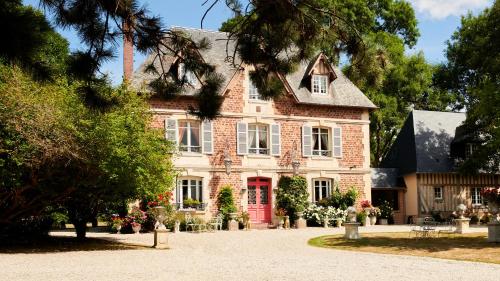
[{"xmin": 247, "ymin": 177, "xmax": 271, "ymax": 223}]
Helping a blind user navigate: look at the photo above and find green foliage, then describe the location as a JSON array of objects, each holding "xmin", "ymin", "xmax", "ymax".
[
  {"xmin": 356, "ymin": 212, "xmax": 367, "ymax": 226},
  {"xmin": 0, "ymin": 1, "xmax": 69, "ymax": 80},
  {"xmin": 435, "ymin": 1, "xmax": 500, "ymax": 173},
  {"xmin": 183, "ymin": 198, "xmax": 201, "ymax": 209},
  {"xmin": 217, "ymin": 185, "xmax": 237, "ymax": 226},
  {"xmin": 276, "ymin": 176, "xmax": 309, "ymax": 223},
  {"xmin": 378, "ymin": 200, "xmax": 393, "ymax": 219},
  {"xmin": 318, "ymin": 186, "xmax": 358, "ymax": 210},
  {"xmin": 0, "ymin": 63, "xmax": 175, "ymax": 238}
]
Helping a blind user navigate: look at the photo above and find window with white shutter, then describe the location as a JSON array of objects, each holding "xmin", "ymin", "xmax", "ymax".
[
  {"xmin": 271, "ymin": 123, "xmax": 281, "ymax": 156},
  {"xmin": 333, "ymin": 127, "xmax": 342, "ymax": 158},
  {"xmin": 302, "ymin": 125, "xmax": 312, "ymax": 157},
  {"xmin": 165, "ymin": 118, "xmax": 178, "ymax": 145},
  {"xmin": 237, "ymin": 122, "xmax": 248, "ymax": 155},
  {"xmin": 202, "ymin": 121, "xmax": 213, "ymax": 154}
]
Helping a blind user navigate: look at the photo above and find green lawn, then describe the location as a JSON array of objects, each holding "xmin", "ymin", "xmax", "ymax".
[{"xmin": 309, "ymin": 232, "xmax": 500, "ymax": 264}]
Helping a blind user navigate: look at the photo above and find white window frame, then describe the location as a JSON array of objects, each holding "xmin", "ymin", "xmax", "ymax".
[
  {"xmin": 313, "ymin": 179, "xmax": 332, "ymax": 203},
  {"xmin": 465, "ymin": 143, "xmax": 477, "ymax": 159},
  {"xmin": 312, "ymin": 127, "xmax": 331, "ymax": 157},
  {"xmin": 249, "ymin": 78, "xmax": 262, "ymax": 100},
  {"xmin": 178, "ymin": 120, "xmax": 201, "ymax": 153},
  {"xmin": 248, "ymin": 124, "xmax": 269, "ymax": 155},
  {"xmin": 177, "ymin": 177, "xmax": 203, "ymax": 208},
  {"xmin": 178, "ymin": 63, "xmax": 198, "ymax": 87},
  {"xmin": 434, "ymin": 186, "xmax": 443, "ymax": 200},
  {"xmin": 312, "ymin": 74, "xmax": 328, "ymax": 95},
  {"xmin": 471, "ymin": 187, "xmax": 483, "ymax": 206}
]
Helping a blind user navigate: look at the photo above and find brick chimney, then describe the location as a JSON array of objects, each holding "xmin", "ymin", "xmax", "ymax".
[{"xmin": 123, "ymin": 19, "xmax": 134, "ymax": 83}]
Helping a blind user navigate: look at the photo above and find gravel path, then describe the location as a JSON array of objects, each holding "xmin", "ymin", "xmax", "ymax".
[{"xmin": 1, "ymin": 226, "xmax": 499, "ymax": 281}]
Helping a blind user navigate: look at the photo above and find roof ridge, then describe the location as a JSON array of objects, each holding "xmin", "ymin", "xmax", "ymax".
[
  {"xmin": 170, "ymin": 25, "xmax": 228, "ymax": 35},
  {"xmin": 412, "ymin": 109, "xmax": 465, "ymax": 114}
]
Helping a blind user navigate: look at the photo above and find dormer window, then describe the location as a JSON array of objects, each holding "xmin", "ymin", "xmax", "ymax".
[
  {"xmin": 178, "ymin": 63, "xmax": 198, "ymax": 87},
  {"xmin": 465, "ymin": 143, "xmax": 477, "ymax": 159},
  {"xmin": 249, "ymin": 79, "xmax": 262, "ymax": 100},
  {"xmin": 312, "ymin": 74, "xmax": 328, "ymax": 95}
]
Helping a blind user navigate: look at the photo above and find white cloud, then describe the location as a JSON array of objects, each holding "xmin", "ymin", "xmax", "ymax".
[{"xmin": 410, "ymin": 0, "xmax": 490, "ymax": 20}]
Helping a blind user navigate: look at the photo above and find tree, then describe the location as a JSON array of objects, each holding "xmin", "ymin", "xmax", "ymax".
[
  {"xmin": 0, "ymin": 0, "xmax": 69, "ymax": 80},
  {"xmin": 0, "ymin": 64, "xmax": 175, "ymax": 238},
  {"xmin": 436, "ymin": 1, "xmax": 500, "ymax": 173},
  {"xmin": 276, "ymin": 176, "xmax": 309, "ymax": 223}
]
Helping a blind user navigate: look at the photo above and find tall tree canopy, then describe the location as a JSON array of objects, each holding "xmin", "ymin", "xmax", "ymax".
[{"xmin": 436, "ymin": 0, "xmax": 500, "ymax": 173}]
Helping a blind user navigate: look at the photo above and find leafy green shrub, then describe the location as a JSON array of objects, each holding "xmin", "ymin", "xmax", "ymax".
[
  {"xmin": 276, "ymin": 176, "xmax": 309, "ymax": 223},
  {"xmin": 317, "ymin": 185, "xmax": 359, "ymax": 210},
  {"xmin": 357, "ymin": 212, "xmax": 367, "ymax": 225},
  {"xmin": 183, "ymin": 198, "xmax": 201, "ymax": 208},
  {"xmin": 217, "ymin": 185, "xmax": 237, "ymax": 227},
  {"xmin": 378, "ymin": 200, "xmax": 393, "ymax": 219}
]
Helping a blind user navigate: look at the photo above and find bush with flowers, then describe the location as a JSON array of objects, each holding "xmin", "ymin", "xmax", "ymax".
[
  {"xmin": 481, "ymin": 187, "xmax": 500, "ymax": 205},
  {"xmin": 127, "ymin": 206, "xmax": 147, "ymax": 225},
  {"xmin": 303, "ymin": 204, "xmax": 347, "ymax": 226},
  {"xmin": 143, "ymin": 191, "xmax": 175, "ymax": 231},
  {"xmin": 360, "ymin": 199, "xmax": 372, "ymax": 209}
]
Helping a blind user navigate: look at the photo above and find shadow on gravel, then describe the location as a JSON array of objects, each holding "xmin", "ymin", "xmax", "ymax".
[{"xmin": 0, "ymin": 236, "xmax": 150, "ymax": 254}]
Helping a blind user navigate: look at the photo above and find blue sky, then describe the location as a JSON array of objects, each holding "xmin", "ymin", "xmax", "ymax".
[{"xmin": 23, "ymin": 0, "xmax": 493, "ymax": 84}]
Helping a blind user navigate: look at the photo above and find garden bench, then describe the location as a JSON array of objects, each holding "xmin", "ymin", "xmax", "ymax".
[
  {"xmin": 185, "ymin": 213, "xmax": 206, "ymax": 233},
  {"xmin": 207, "ymin": 214, "xmax": 223, "ymax": 232}
]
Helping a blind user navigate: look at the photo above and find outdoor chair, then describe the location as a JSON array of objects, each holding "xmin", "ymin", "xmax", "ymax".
[
  {"xmin": 207, "ymin": 214, "xmax": 223, "ymax": 232},
  {"xmin": 437, "ymin": 220, "xmax": 456, "ymax": 237},
  {"xmin": 185, "ymin": 213, "xmax": 206, "ymax": 233}
]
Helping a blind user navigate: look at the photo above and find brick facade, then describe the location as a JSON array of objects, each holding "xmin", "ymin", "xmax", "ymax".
[{"xmin": 149, "ymin": 65, "xmax": 372, "ymax": 223}]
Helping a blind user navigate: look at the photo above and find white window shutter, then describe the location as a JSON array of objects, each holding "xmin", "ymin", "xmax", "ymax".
[
  {"xmin": 333, "ymin": 127, "xmax": 342, "ymax": 158},
  {"xmin": 165, "ymin": 118, "xmax": 178, "ymax": 145},
  {"xmin": 237, "ymin": 122, "xmax": 248, "ymax": 155},
  {"xmin": 271, "ymin": 123, "xmax": 281, "ymax": 156},
  {"xmin": 202, "ymin": 121, "xmax": 213, "ymax": 154},
  {"xmin": 302, "ymin": 125, "xmax": 312, "ymax": 157}
]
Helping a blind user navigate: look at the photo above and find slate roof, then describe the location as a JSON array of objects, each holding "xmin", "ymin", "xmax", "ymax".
[
  {"xmin": 132, "ymin": 27, "xmax": 376, "ymax": 109},
  {"xmin": 371, "ymin": 168, "xmax": 406, "ymax": 189},
  {"xmin": 380, "ymin": 110, "xmax": 466, "ymax": 174}
]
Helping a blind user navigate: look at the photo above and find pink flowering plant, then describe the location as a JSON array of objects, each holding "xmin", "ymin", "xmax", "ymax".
[
  {"xmin": 360, "ymin": 200, "xmax": 372, "ymax": 209},
  {"xmin": 481, "ymin": 187, "xmax": 500, "ymax": 205},
  {"xmin": 128, "ymin": 206, "xmax": 147, "ymax": 225}
]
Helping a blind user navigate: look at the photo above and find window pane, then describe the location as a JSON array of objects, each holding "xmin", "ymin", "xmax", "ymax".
[
  {"xmin": 180, "ymin": 127, "xmax": 188, "ymax": 146},
  {"xmin": 248, "ymin": 186, "xmax": 256, "ymax": 204},
  {"xmin": 198, "ymin": 181, "xmax": 203, "ymax": 202},
  {"xmin": 314, "ymin": 185, "xmax": 320, "ymax": 202},
  {"xmin": 249, "ymin": 129, "xmax": 257, "ymax": 149},
  {"xmin": 260, "ymin": 186, "xmax": 269, "ymax": 204},
  {"xmin": 320, "ymin": 132, "xmax": 328, "ymax": 150},
  {"xmin": 259, "ymin": 126, "xmax": 268, "ymax": 149},
  {"xmin": 312, "ymin": 130, "xmax": 319, "ymax": 150},
  {"xmin": 190, "ymin": 180, "xmax": 196, "ymax": 200},
  {"xmin": 190, "ymin": 124, "xmax": 200, "ymax": 147}
]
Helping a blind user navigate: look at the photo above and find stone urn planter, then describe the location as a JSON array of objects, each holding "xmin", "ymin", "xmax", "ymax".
[
  {"xmin": 229, "ymin": 212, "xmax": 238, "ymax": 221},
  {"xmin": 295, "ymin": 211, "xmax": 307, "ymax": 229},
  {"xmin": 283, "ymin": 216, "xmax": 290, "ymax": 229},
  {"xmin": 115, "ymin": 225, "xmax": 122, "ymax": 234},
  {"xmin": 370, "ymin": 216, "xmax": 377, "ymax": 226},
  {"xmin": 132, "ymin": 223, "xmax": 141, "ymax": 234},
  {"xmin": 277, "ymin": 217, "xmax": 284, "ymax": 229},
  {"xmin": 153, "ymin": 206, "xmax": 167, "ymax": 230},
  {"xmin": 173, "ymin": 220, "xmax": 180, "ymax": 233},
  {"xmin": 379, "ymin": 218, "xmax": 388, "ymax": 225},
  {"xmin": 323, "ymin": 219, "xmax": 329, "ymax": 228}
]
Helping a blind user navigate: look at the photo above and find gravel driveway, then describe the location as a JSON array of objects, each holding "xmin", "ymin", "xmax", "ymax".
[{"xmin": 1, "ymin": 226, "xmax": 499, "ymax": 281}]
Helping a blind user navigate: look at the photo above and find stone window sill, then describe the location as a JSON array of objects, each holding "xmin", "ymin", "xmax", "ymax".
[
  {"xmin": 248, "ymin": 99, "xmax": 269, "ymax": 105},
  {"xmin": 247, "ymin": 154, "xmax": 272, "ymax": 159}
]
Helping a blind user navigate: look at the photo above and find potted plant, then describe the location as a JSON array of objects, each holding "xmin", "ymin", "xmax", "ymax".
[
  {"xmin": 129, "ymin": 206, "xmax": 147, "ymax": 234},
  {"xmin": 369, "ymin": 207, "xmax": 381, "ymax": 225},
  {"xmin": 378, "ymin": 201, "xmax": 393, "ymax": 225},
  {"xmin": 111, "ymin": 216, "xmax": 124, "ymax": 233},
  {"xmin": 481, "ymin": 187, "xmax": 500, "ymax": 223},
  {"xmin": 183, "ymin": 198, "xmax": 201, "ymax": 209},
  {"xmin": 275, "ymin": 208, "xmax": 286, "ymax": 229}
]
